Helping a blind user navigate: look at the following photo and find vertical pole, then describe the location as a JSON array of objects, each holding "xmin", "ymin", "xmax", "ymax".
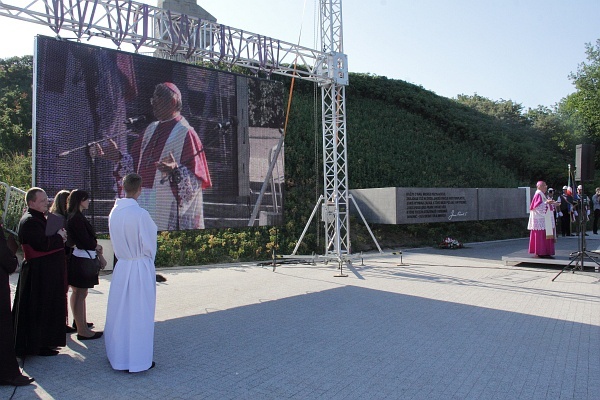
[{"xmin": 320, "ymin": 0, "xmax": 349, "ymax": 261}]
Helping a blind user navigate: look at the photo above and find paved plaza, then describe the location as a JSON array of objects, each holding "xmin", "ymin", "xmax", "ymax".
[{"xmin": 3, "ymin": 236, "xmax": 600, "ymax": 399}]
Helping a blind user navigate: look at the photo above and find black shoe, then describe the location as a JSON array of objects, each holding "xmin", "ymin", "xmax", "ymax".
[
  {"xmin": 38, "ymin": 348, "xmax": 59, "ymax": 356},
  {"xmin": 72, "ymin": 320, "xmax": 94, "ymax": 329},
  {"xmin": 0, "ymin": 374, "xmax": 35, "ymax": 386},
  {"xmin": 127, "ymin": 362, "xmax": 155, "ymax": 373},
  {"xmin": 77, "ymin": 332, "xmax": 103, "ymax": 341},
  {"xmin": 66, "ymin": 325, "xmax": 77, "ymax": 333}
]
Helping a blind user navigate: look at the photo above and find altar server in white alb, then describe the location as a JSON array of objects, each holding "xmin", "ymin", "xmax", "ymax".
[{"xmin": 105, "ymin": 173, "xmax": 158, "ymax": 373}]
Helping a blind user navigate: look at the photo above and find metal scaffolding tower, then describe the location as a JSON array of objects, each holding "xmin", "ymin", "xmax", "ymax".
[
  {"xmin": 318, "ymin": 1, "xmax": 350, "ymax": 261},
  {"xmin": 0, "ymin": 0, "xmax": 378, "ymax": 265}
]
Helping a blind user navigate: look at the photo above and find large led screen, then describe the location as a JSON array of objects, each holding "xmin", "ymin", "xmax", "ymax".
[{"xmin": 34, "ymin": 36, "xmax": 285, "ymax": 233}]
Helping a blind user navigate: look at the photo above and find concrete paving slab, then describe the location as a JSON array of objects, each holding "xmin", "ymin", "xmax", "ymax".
[{"xmin": 2, "ymin": 237, "xmax": 600, "ymax": 399}]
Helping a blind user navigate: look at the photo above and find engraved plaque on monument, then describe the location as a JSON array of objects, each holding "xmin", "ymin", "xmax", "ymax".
[{"xmin": 397, "ymin": 188, "xmax": 478, "ymax": 224}]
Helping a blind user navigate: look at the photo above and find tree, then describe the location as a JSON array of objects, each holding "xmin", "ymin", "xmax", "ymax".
[
  {"xmin": 455, "ymin": 94, "xmax": 529, "ymax": 127},
  {"xmin": 0, "ymin": 56, "xmax": 32, "ymax": 189},
  {"xmin": 526, "ymin": 105, "xmax": 575, "ymax": 152},
  {"xmin": 568, "ymin": 39, "xmax": 600, "ymax": 140},
  {"xmin": 0, "ymin": 56, "xmax": 33, "ymax": 156}
]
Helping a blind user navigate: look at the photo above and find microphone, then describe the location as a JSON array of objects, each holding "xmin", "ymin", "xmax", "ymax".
[
  {"xmin": 217, "ymin": 116, "xmax": 238, "ymax": 130},
  {"xmin": 124, "ymin": 115, "xmax": 147, "ymax": 125},
  {"xmin": 217, "ymin": 120, "xmax": 231, "ymax": 130}
]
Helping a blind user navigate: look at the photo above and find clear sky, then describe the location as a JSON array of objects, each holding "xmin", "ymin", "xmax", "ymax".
[{"xmin": 0, "ymin": 0, "xmax": 598, "ymax": 110}]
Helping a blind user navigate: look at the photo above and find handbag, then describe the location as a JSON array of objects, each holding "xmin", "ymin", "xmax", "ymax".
[{"xmin": 71, "ymin": 250, "xmax": 101, "ymax": 281}]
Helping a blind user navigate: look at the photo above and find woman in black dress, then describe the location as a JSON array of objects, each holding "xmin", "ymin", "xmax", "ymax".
[{"xmin": 66, "ymin": 190, "xmax": 103, "ymax": 340}]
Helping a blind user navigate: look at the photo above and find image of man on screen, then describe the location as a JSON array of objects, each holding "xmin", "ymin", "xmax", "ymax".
[{"xmin": 96, "ymin": 82, "xmax": 212, "ymax": 230}]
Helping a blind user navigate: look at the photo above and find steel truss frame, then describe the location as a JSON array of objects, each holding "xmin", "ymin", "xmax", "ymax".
[
  {"xmin": 317, "ymin": 1, "xmax": 350, "ymax": 262},
  {"xmin": 0, "ymin": 0, "xmax": 378, "ymax": 263},
  {"xmin": 0, "ymin": 0, "xmax": 331, "ymax": 82}
]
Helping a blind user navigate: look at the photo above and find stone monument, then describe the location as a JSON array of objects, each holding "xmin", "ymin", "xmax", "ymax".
[{"xmin": 157, "ymin": 0, "xmax": 216, "ymax": 22}]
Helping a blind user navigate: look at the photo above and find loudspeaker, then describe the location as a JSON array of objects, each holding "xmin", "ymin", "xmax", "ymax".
[{"xmin": 575, "ymin": 144, "xmax": 596, "ymax": 181}]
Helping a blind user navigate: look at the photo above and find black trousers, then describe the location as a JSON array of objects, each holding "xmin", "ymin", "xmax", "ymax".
[
  {"xmin": 560, "ymin": 213, "xmax": 571, "ymax": 236},
  {"xmin": 594, "ymin": 209, "xmax": 600, "ymax": 234},
  {"xmin": 0, "ymin": 270, "xmax": 21, "ymax": 381}
]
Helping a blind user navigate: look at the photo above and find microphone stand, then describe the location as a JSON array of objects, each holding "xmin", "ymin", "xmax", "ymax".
[
  {"xmin": 87, "ymin": 146, "xmax": 97, "ymax": 226},
  {"xmin": 160, "ymin": 168, "xmax": 182, "ymax": 231},
  {"xmin": 159, "ymin": 145, "xmax": 208, "ymax": 231},
  {"xmin": 157, "ymin": 121, "xmax": 232, "ymax": 230},
  {"xmin": 58, "ymin": 128, "xmax": 139, "ymax": 158},
  {"xmin": 59, "ymin": 128, "xmax": 141, "ymax": 230}
]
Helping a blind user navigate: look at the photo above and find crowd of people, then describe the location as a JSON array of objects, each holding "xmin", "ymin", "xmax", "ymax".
[
  {"xmin": 1, "ymin": 81, "xmax": 212, "ymax": 387},
  {"xmin": 0, "ymin": 173, "xmax": 157, "ymax": 387},
  {"xmin": 0, "ymin": 82, "xmax": 217, "ymax": 386},
  {"xmin": 528, "ymin": 181, "xmax": 598, "ymax": 259}
]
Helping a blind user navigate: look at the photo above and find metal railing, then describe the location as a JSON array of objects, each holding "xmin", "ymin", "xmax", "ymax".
[{"xmin": 1, "ymin": 182, "xmax": 26, "ymax": 235}]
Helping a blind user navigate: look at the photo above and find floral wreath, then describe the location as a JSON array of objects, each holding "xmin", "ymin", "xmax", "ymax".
[{"xmin": 439, "ymin": 237, "xmax": 463, "ymax": 249}]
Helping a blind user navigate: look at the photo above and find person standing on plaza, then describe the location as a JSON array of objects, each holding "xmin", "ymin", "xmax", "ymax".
[
  {"xmin": 557, "ymin": 186, "xmax": 574, "ymax": 236},
  {"xmin": 105, "ymin": 173, "xmax": 157, "ymax": 373},
  {"xmin": 48, "ymin": 189, "xmax": 77, "ymax": 334},
  {"xmin": 547, "ymin": 188, "xmax": 559, "ymax": 226},
  {"xmin": 0, "ymin": 226, "xmax": 34, "ymax": 386},
  {"xmin": 528, "ymin": 181, "xmax": 556, "ymax": 259},
  {"xmin": 592, "ymin": 187, "xmax": 600, "ymax": 234},
  {"xmin": 12, "ymin": 187, "xmax": 68, "ymax": 357},
  {"xmin": 66, "ymin": 190, "xmax": 104, "ymax": 340}
]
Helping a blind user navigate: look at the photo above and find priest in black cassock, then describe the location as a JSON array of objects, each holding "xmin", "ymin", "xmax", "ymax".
[
  {"xmin": 12, "ymin": 188, "xmax": 68, "ymax": 357},
  {"xmin": 0, "ymin": 227, "xmax": 34, "ymax": 386}
]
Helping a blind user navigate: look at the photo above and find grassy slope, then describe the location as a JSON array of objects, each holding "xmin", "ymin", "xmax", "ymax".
[{"xmin": 282, "ymin": 73, "xmax": 569, "ymax": 252}]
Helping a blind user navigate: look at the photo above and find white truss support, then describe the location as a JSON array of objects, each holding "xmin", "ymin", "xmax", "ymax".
[
  {"xmin": 320, "ymin": 82, "xmax": 349, "ymax": 259},
  {"xmin": 317, "ymin": 0, "xmax": 351, "ymax": 262},
  {"xmin": 0, "ymin": 0, "xmax": 330, "ymax": 82},
  {"xmin": 320, "ymin": 0, "xmax": 343, "ymax": 55}
]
